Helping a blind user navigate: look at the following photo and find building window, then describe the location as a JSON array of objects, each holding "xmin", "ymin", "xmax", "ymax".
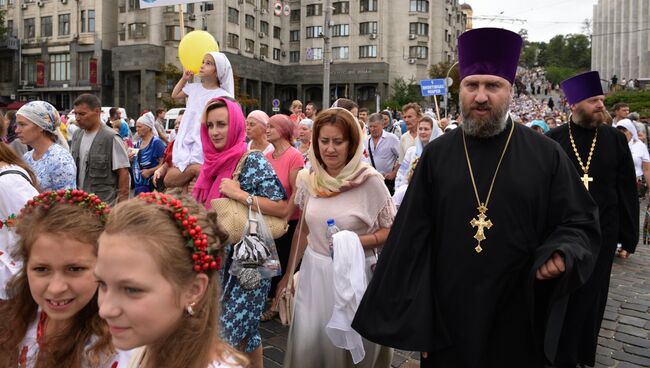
[
  {"xmin": 228, "ymin": 8, "xmax": 239, "ymax": 24},
  {"xmin": 78, "ymin": 52, "xmax": 93, "ymax": 81},
  {"xmin": 227, "ymin": 33, "xmax": 239, "ymax": 49},
  {"xmin": 22, "ymin": 55, "xmax": 38, "ymax": 83},
  {"xmin": 261, "ymin": 0, "xmax": 269, "ymax": 10},
  {"xmin": 166, "ymin": 26, "xmax": 193, "ymax": 41},
  {"xmin": 7, "ymin": 20, "xmax": 14, "ymax": 37},
  {"xmin": 409, "ymin": 0, "xmax": 429, "ymax": 12},
  {"xmin": 289, "ymin": 51, "xmax": 300, "ymax": 63},
  {"xmin": 129, "ymin": 23, "xmax": 146, "ymax": 39},
  {"xmin": 203, "ymin": 3, "xmax": 214, "ymax": 11},
  {"xmin": 24, "ymin": 18, "xmax": 35, "ymax": 38},
  {"xmin": 245, "ymin": 39, "xmax": 254, "ymax": 53},
  {"xmin": 128, "ymin": 0, "xmax": 140, "ymax": 10},
  {"xmin": 40, "ymin": 16, "xmax": 52, "ymax": 37},
  {"xmin": 273, "ymin": 26, "xmax": 281, "ymax": 39},
  {"xmin": 80, "ymin": 11, "xmax": 85, "ymax": 32},
  {"xmin": 332, "ymin": 24, "xmax": 349, "ymax": 37},
  {"xmin": 306, "ymin": 4, "xmax": 322, "ymax": 16},
  {"xmin": 245, "ymin": 15, "xmax": 255, "ymax": 30},
  {"xmin": 0, "ymin": 58, "xmax": 12, "ymax": 82},
  {"xmin": 306, "ymin": 26, "xmax": 322, "ymax": 39},
  {"xmin": 332, "ymin": 46, "xmax": 349, "ymax": 60},
  {"xmin": 260, "ymin": 21, "xmax": 269, "ymax": 35},
  {"xmin": 290, "ymin": 30, "xmax": 300, "ymax": 41},
  {"xmin": 49, "ymin": 53, "xmax": 70, "ymax": 81},
  {"xmin": 333, "ymin": 1, "xmax": 349, "ymax": 14},
  {"xmin": 260, "ymin": 43, "xmax": 269, "ymax": 57},
  {"xmin": 409, "ymin": 46, "xmax": 428, "ymax": 59},
  {"xmin": 273, "ymin": 48, "xmax": 281, "ymax": 60},
  {"xmin": 359, "ymin": 21, "xmax": 377, "ymax": 35},
  {"xmin": 246, "ymin": 0, "xmax": 255, "ymax": 4},
  {"xmin": 290, "ymin": 9, "xmax": 300, "ymax": 22},
  {"xmin": 360, "ymin": 0, "xmax": 377, "ymax": 12},
  {"xmin": 58, "ymin": 14, "xmax": 70, "ymax": 36},
  {"xmin": 409, "ymin": 22, "xmax": 428, "ymax": 36},
  {"xmin": 359, "ymin": 45, "xmax": 377, "ymax": 58},
  {"xmin": 312, "ymin": 48, "xmax": 323, "ymax": 60},
  {"xmin": 88, "ymin": 10, "xmax": 95, "ymax": 32}
]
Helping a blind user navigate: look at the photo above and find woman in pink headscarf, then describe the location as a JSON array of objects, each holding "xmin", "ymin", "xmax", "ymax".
[
  {"xmin": 192, "ymin": 97, "xmax": 287, "ymax": 368},
  {"xmin": 261, "ymin": 114, "xmax": 305, "ymax": 321}
]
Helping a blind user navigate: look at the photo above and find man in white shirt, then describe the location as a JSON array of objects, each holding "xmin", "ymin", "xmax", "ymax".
[
  {"xmin": 399, "ymin": 103, "xmax": 422, "ymax": 162},
  {"xmin": 367, "ymin": 113, "xmax": 400, "ymax": 194}
]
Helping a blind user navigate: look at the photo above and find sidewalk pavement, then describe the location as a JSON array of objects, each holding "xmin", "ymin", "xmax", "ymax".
[{"xmin": 261, "ymin": 206, "xmax": 650, "ymax": 368}]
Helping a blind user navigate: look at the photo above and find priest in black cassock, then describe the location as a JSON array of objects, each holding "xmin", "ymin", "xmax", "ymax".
[
  {"xmin": 547, "ymin": 71, "xmax": 639, "ymax": 368},
  {"xmin": 352, "ymin": 28, "xmax": 601, "ymax": 368}
]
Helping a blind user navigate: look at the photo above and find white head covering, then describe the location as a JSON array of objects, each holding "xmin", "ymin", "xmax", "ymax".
[
  {"xmin": 136, "ymin": 112, "xmax": 159, "ymax": 137},
  {"xmin": 16, "ymin": 101, "xmax": 69, "ymax": 149},
  {"xmin": 209, "ymin": 52, "xmax": 234, "ymax": 96},
  {"xmin": 299, "ymin": 118, "xmax": 314, "ymax": 129},
  {"xmin": 617, "ymin": 118, "xmax": 638, "ymax": 142}
]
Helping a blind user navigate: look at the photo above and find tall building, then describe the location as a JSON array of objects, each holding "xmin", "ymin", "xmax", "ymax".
[
  {"xmin": 0, "ymin": 0, "xmax": 467, "ymax": 115},
  {"xmin": 591, "ymin": 0, "xmax": 650, "ymax": 87},
  {"xmin": 0, "ymin": 0, "xmax": 117, "ymax": 109}
]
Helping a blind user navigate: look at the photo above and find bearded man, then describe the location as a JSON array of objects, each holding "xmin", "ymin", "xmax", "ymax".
[
  {"xmin": 547, "ymin": 71, "xmax": 638, "ymax": 368},
  {"xmin": 352, "ymin": 28, "xmax": 601, "ymax": 368}
]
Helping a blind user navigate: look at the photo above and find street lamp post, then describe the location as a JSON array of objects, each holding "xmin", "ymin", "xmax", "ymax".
[
  {"xmin": 322, "ymin": 0, "xmax": 332, "ymax": 109},
  {"xmin": 445, "ymin": 61, "xmax": 459, "ymax": 118}
]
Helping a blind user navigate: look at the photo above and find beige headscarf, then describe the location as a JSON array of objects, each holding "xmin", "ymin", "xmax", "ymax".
[{"xmin": 297, "ymin": 108, "xmax": 382, "ymax": 197}]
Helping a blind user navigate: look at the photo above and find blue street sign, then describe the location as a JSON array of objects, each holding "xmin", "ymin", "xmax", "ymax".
[
  {"xmin": 272, "ymin": 99, "xmax": 280, "ymax": 107},
  {"xmin": 419, "ymin": 79, "xmax": 447, "ymax": 96}
]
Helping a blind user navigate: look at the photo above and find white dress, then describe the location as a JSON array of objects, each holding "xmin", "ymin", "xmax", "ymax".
[
  {"xmin": 0, "ymin": 165, "xmax": 38, "ymax": 299},
  {"xmin": 18, "ymin": 312, "xmax": 131, "ymax": 367},
  {"xmin": 393, "ymin": 146, "xmax": 418, "ymax": 208},
  {"xmin": 172, "ymin": 83, "xmax": 232, "ymax": 171},
  {"xmin": 284, "ymin": 175, "xmax": 396, "ymax": 368}
]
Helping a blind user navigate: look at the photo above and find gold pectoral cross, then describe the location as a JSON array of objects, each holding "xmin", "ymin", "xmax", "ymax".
[
  {"xmin": 581, "ymin": 173, "xmax": 593, "ymax": 190},
  {"xmin": 470, "ymin": 204, "xmax": 493, "ymax": 253}
]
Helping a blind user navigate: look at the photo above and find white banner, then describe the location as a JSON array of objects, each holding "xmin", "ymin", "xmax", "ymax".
[{"xmin": 139, "ymin": 0, "xmax": 204, "ymax": 9}]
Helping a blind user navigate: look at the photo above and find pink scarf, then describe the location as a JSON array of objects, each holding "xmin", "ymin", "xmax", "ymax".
[{"xmin": 192, "ymin": 98, "xmax": 248, "ymax": 208}]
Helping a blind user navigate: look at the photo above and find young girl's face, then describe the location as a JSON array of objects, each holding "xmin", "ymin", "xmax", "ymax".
[
  {"xmin": 95, "ymin": 233, "xmax": 189, "ymax": 350},
  {"xmin": 27, "ymin": 234, "xmax": 98, "ymax": 322},
  {"xmin": 198, "ymin": 54, "xmax": 217, "ymax": 79}
]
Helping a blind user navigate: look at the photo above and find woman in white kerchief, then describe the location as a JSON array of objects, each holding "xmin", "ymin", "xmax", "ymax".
[
  {"xmin": 130, "ymin": 112, "xmax": 166, "ymax": 194},
  {"xmin": 15, "ymin": 101, "xmax": 77, "ymax": 191}
]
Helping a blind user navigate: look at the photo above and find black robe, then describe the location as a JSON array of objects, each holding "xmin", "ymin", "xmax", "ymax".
[
  {"xmin": 352, "ymin": 121, "xmax": 601, "ymax": 368},
  {"xmin": 547, "ymin": 121, "xmax": 639, "ymax": 367}
]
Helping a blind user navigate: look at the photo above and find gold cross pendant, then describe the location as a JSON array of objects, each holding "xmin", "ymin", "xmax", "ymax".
[
  {"xmin": 581, "ymin": 173, "xmax": 593, "ymax": 190},
  {"xmin": 470, "ymin": 204, "xmax": 493, "ymax": 253}
]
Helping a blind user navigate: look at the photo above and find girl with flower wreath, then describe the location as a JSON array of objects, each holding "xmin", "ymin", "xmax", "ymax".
[
  {"xmin": 0, "ymin": 189, "xmax": 129, "ymax": 368},
  {"xmin": 95, "ymin": 193, "xmax": 248, "ymax": 368}
]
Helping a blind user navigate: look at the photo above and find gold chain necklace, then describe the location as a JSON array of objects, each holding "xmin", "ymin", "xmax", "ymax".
[
  {"xmin": 568, "ymin": 122, "xmax": 598, "ymax": 190},
  {"xmin": 462, "ymin": 121, "xmax": 515, "ymax": 253}
]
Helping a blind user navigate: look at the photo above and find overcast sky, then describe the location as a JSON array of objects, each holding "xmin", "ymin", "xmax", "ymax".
[{"xmin": 463, "ymin": 0, "xmax": 599, "ymax": 42}]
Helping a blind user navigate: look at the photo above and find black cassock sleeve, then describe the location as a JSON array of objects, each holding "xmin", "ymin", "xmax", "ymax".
[
  {"xmin": 615, "ymin": 131, "xmax": 639, "ymax": 253},
  {"xmin": 352, "ymin": 145, "xmax": 449, "ymax": 352},
  {"xmin": 532, "ymin": 145, "xmax": 601, "ymax": 364}
]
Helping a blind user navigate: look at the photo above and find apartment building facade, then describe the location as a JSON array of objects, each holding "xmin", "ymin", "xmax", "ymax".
[{"xmin": 0, "ymin": 0, "xmax": 467, "ymax": 114}]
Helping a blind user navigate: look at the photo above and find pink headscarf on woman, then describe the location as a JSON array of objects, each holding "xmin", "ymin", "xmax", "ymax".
[
  {"xmin": 268, "ymin": 114, "xmax": 293, "ymax": 142},
  {"xmin": 192, "ymin": 97, "xmax": 248, "ymax": 207}
]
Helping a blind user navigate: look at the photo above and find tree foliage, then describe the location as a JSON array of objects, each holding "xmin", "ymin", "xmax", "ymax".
[
  {"xmin": 383, "ymin": 77, "xmax": 423, "ymax": 110},
  {"xmin": 519, "ymin": 32, "xmax": 591, "ymax": 77},
  {"xmin": 605, "ymin": 91, "xmax": 650, "ymax": 118},
  {"xmin": 156, "ymin": 63, "xmax": 184, "ymax": 109}
]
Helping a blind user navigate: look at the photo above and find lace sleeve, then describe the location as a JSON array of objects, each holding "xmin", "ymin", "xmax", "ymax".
[
  {"xmin": 294, "ymin": 181, "xmax": 308, "ymax": 210},
  {"xmin": 374, "ymin": 197, "xmax": 397, "ymax": 230}
]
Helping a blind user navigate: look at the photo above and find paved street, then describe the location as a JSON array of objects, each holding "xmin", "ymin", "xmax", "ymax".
[{"xmin": 260, "ymin": 205, "xmax": 650, "ymax": 368}]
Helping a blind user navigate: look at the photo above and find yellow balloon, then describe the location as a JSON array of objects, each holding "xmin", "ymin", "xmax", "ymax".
[{"xmin": 178, "ymin": 30, "xmax": 220, "ymax": 74}]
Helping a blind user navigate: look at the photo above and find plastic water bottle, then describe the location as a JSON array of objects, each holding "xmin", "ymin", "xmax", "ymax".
[{"xmin": 326, "ymin": 219, "xmax": 340, "ymax": 260}]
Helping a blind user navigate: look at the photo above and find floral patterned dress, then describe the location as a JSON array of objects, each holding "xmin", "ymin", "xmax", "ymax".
[
  {"xmin": 23, "ymin": 143, "xmax": 76, "ymax": 191},
  {"xmin": 220, "ymin": 151, "xmax": 286, "ymax": 352}
]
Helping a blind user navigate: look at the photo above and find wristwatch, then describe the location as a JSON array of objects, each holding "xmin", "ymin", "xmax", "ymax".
[{"xmin": 245, "ymin": 194, "xmax": 254, "ymax": 206}]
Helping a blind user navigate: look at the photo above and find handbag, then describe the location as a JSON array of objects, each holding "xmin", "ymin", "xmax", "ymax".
[
  {"xmin": 212, "ymin": 151, "xmax": 289, "ymax": 245},
  {"xmin": 277, "ymin": 196, "xmax": 308, "ymax": 326}
]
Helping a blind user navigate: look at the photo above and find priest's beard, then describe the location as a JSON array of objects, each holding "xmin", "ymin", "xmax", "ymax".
[
  {"xmin": 572, "ymin": 106, "xmax": 605, "ymax": 129},
  {"xmin": 460, "ymin": 98, "xmax": 510, "ymax": 138}
]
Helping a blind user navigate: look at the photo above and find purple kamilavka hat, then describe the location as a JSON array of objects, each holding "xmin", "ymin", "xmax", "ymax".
[
  {"xmin": 560, "ymin": 71, "xmax": 604, "ymax": 105},
  {"xmin": 458, "ymin": 28, "xmax": 523, "ymax": 83}
]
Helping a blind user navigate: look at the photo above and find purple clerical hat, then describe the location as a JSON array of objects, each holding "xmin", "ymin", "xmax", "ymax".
[
  {"xmin": 560, "ymin": 71, "xmax": 604, "ymax": 105},
  {"xmin": 458, "ymin": 28, "xmax": 523, "ymax": 83}
]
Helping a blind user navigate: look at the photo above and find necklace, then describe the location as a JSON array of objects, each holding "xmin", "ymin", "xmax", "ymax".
[
  {"xmin": 462, "ymin": 121, "xmax": 515, "ymax": 253},
  {"xmin": 568, "ymin": 122, "xmax": 598, "ymax": 190}
]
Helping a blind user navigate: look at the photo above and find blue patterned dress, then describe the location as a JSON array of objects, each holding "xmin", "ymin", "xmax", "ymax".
[
  {"xmin": 23, "ymin": 143, "xmax": 76, "ymax": 191},
  {"xmin": 220, "ymin": 151, "xmax": 286, "ymax": 352}
]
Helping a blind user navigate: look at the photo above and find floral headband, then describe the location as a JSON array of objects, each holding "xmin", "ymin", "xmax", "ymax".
[
  {"xmin": 20, "ymin": 189, "xmax": 110, "ymax": 220},
  {"xmin": 136, "ymin": 192, "xmax": 220, "ymax": 274}
]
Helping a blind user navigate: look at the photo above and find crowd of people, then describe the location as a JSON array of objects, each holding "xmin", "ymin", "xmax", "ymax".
[{"xmin": 0, "ymin": 27, "xmax": 646, "ymax": 368}]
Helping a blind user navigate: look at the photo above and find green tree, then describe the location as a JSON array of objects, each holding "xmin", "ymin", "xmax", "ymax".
[{"xmin": 383, "ymin": 77, "xmax": 423, "ymax": 110}]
